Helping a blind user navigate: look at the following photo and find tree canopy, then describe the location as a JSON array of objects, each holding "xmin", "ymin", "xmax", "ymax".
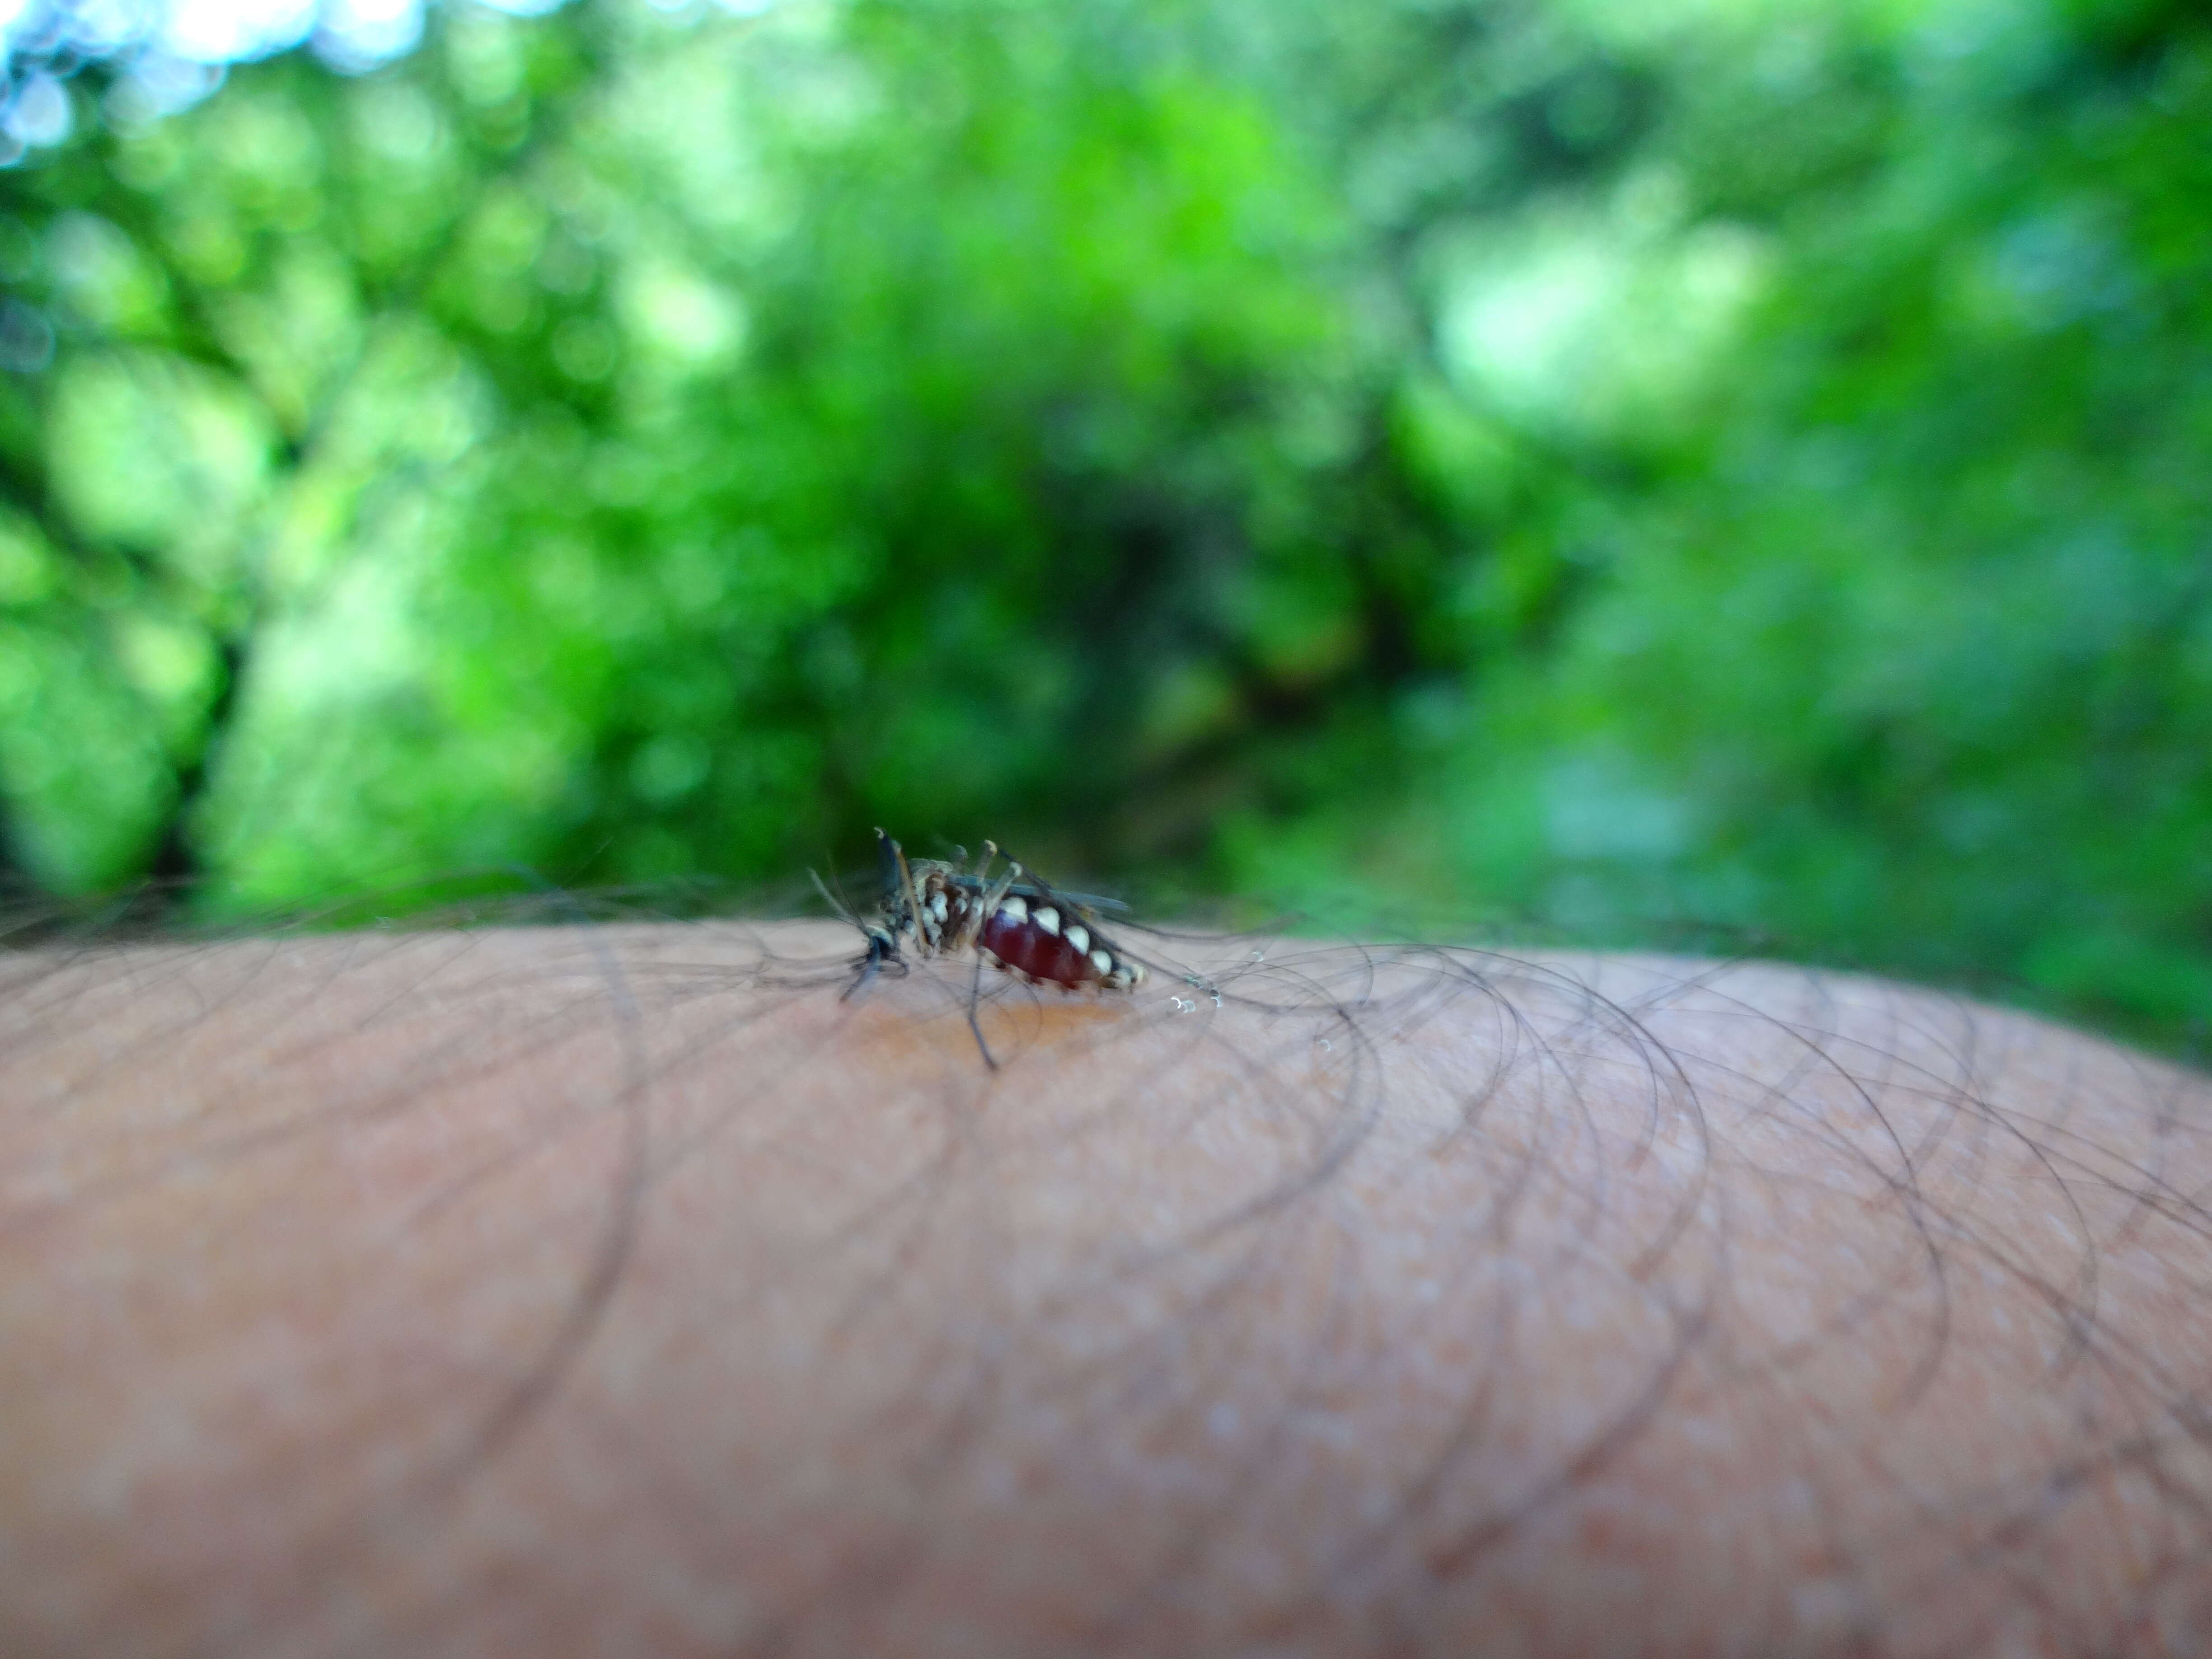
[{"xmin": 2, "ymin": 0, "xmax": 2208, "ymax": 1047}]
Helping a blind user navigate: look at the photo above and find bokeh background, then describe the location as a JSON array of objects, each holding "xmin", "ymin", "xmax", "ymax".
[{"xmin": 1, "ymin": 0, "xmax": 2207, "ymax": 1046}]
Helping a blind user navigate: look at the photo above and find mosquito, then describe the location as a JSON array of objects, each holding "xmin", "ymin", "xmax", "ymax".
[{"xmin": 826, "ymin": 830, "xmax": 1148, "ymax": 1068}]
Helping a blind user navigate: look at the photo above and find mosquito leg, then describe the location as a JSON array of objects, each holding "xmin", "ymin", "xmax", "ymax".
[
  {"xmin": 946, "ymin": 840, "xmax": 1013, "ymax": 953},
  {"xmin": 975, "ymin": 840, "xmax": 1021, "ymax": 923},
  {"xmin": 873, "ymin": 827, "xmax": 900, "ymax": 904},
  {"xmin": 994, "ymin": 846, "xmax": 1104, "ymax": 934},
  {"xmin": 882, "ymin": 830, "xmax": 933, "ymax": 954},
  {"xmin": 966, "ymin": 948, "xmax": 999, "ymax": 1070}
]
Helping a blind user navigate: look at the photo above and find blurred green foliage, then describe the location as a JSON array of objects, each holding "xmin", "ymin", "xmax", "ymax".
[{"xmin": 1, "ymin": 0, "xmax": 2207, "ymax": 1045}]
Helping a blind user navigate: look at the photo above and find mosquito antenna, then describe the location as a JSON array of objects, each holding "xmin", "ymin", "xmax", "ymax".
[{"xmin": 809, "ymin": 866, "xmax": 858, "ymax": 927}]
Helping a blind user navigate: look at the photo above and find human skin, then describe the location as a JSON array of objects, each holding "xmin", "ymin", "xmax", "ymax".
[{"xmin": 1, "ymin": 921, "xmax": 2209, "ymax": 1658}]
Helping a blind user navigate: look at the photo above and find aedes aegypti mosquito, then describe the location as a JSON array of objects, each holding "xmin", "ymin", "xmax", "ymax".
[{"xmin": 823, "ymin": 830, "xmax": 1149, "ymax": 1068}]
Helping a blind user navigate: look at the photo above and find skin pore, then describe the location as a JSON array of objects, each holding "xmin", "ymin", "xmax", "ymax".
[{"xmin": 2, "ymin": 920, "xmax": 2209, "ymax": 1657}]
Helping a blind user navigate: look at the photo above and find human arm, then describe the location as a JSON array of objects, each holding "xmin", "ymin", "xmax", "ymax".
[{"xmin": 2, "ymin": 923, "xmax": 2207, "ymax": 1656}]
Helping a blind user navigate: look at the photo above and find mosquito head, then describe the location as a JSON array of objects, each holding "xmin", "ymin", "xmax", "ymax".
[{"xmin": 841, "ymin": 923, "xmax": 906, "ymax": 1001}]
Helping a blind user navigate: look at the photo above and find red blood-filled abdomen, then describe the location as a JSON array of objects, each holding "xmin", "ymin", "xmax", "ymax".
[{"xmin": 979, "ymin": 909, "xmax": 1097, "ymax": 989}]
